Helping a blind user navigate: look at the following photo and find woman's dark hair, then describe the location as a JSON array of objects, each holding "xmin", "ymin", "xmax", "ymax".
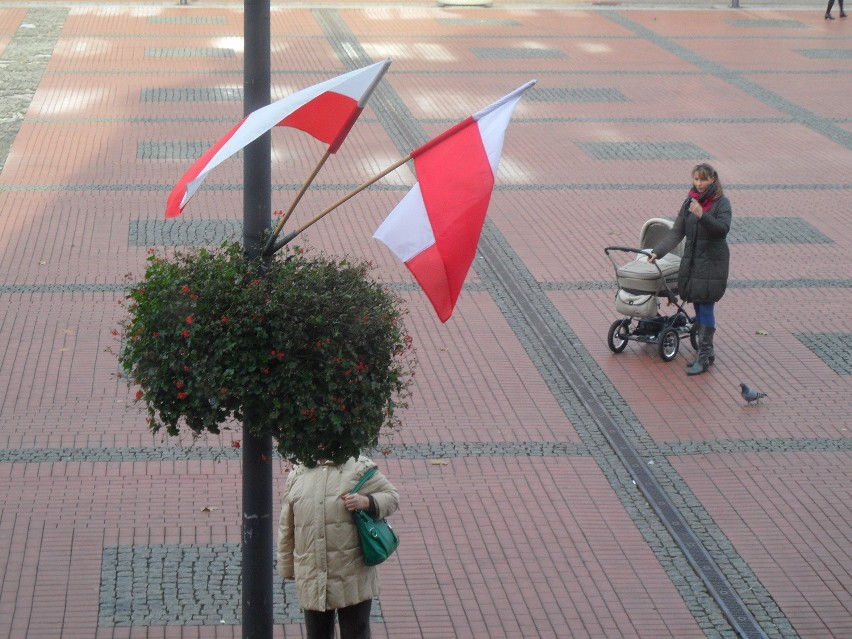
[{"xmin": 692, "ymin": 163, "xmax": 723, "ymax": 200}]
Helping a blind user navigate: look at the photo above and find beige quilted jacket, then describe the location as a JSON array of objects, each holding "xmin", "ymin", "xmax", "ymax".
[{"xmin": 276, "ymin": 455, "xmax": 399, "ymax": 611}]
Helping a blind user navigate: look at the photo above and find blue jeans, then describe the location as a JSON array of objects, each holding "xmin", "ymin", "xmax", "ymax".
[{"xmin": 694, "ymin": 302, "xmax": 716, "ymax": 328}]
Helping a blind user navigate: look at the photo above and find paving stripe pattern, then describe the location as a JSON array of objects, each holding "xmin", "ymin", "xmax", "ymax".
[{"xmin": 0, "ymin": 3, "xmax": 850, "ymax": 639}]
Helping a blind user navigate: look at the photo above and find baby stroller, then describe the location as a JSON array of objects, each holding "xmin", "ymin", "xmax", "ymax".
[{"xmin": 604, "ymin": 218, "xmax": 698, "ymax": 361}]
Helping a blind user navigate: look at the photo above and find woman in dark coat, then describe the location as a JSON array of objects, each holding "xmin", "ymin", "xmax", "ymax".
[{"xmin": 650, "ymin": 163, "xmax": 732, "ymax": 376}]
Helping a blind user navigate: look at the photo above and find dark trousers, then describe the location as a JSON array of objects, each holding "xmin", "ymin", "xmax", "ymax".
[{"xmin": 304, "ymin": 599, "xmax": 372, "ymax": 639}]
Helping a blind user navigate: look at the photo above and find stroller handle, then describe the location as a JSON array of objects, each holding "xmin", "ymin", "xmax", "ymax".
[{"xmin": 604, "ymin": 246, "xmax": 653, "ymax": 257}]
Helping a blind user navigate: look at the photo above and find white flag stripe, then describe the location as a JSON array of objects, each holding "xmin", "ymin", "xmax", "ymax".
[
  {"xmin": 472, "ymin": 79, "xmax": 535, "ymax": 123},
  {"xmin": 373, "ymin": 81, "xmax": 534, "ymax": 263},
  {"xmin": 372, "ymin": 183, "xmax": 434, "ymax": 262},
  {"xmin": 180, "ymin": 60, "xmax": 390, "ymax": 209},
  {"xmin": 475, "ymin": 91, "xmax": 525, "ymax": 176}
]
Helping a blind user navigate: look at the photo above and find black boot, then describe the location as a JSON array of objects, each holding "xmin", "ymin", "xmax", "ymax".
[
  {"xmin": 687, "ymin": 325, "xmax": 715, "ymax": 368},
  {"xmin": 687, "ymin": 326, "xmax": 715, "ymax": 376}
]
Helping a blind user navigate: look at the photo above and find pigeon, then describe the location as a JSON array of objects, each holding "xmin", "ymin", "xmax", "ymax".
[{"xmin": 740, "ymin": 383, "xmax": 768, "ymax": 405}]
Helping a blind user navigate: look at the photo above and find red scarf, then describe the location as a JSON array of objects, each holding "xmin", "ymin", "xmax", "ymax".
[{"xmin": 689, "ymin": 185, "xmax": 716, "ymax": 212}]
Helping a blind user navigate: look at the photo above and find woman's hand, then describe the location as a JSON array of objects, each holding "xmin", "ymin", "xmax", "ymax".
[
  {"xmin": 341, "ymin": 492, "xmax": 370, "ymax": 512},
  {"xmin": 688, "ymin": 198, "xmax": 703, "ymax": 218},
  {"xmin": 648, "ymin": 253, "xmax": 658, "ymax": 264}
]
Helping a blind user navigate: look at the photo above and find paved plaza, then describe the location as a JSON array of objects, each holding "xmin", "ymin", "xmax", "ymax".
[{"xmin": 0, "ymin": 0, "xmax": 850, "ymax": 637}]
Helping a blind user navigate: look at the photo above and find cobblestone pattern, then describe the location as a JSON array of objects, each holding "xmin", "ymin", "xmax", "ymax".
[
  {"xmin": 5, "ymin": 437, "xmax": 851, "ymax": 465},
  {"xmin": 527, "ymin": 86, "xmax": 628, "ymax": 102},
  {"xmin": 140, "ymin": 87, "xmax": 243, "ymax": 102},
  {"xmin": 794, "ymin": 332, "xmax": 852, "ymax": 375},
  {"xmin": 796, "ymin": 48, "xmax": 852, "ymax": 59},
  {"xmin": 471, "ymin": 46, "xmax": 565, "ymax": 59},
  {"xmin": 728, "ymin": 216, "xmax": 832, "ymax": 244},
  {"xmin": 147, "ymin": 16, "xmax": 227, "ymax": 25},
  {"xmin": 726, "ymin": 19, "xmax": 807, "ymax": 28},
  {"xmin": 128, "ymin": 219, "xmax": 242, "ymax": 246},
  {"xmin": 579, "ymin": 141, "xmax": 711, "ymax": 160},
  {"xmin": 99, "ymin": 544, "xmax": 384, "ymax": 626},
  {"xmin": 127, "ymin": 216, "xmax": 831, "ymax": 248},
  {"xmin": 137, "ymin": 141, "xmax": 214, "ymax": 161},
  {"xmin": 0, "ymin": 441, "xmax": 590, "ymax": 464},
  {"xmin": 0, "ymin": 7, "xmax": 67, "ymax": 170},
  {"xmin": 437, "ymin": 17, "xmax": 521, "ymax": 26},
  {"xmin": 145, "ymin": 47, "xmax": 236, "ymax": 58}
]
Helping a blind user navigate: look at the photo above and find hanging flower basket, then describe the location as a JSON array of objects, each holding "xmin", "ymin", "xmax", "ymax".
[{"xmin": 117, "ymin": 242, "xmax": 415, "ymax": 467}]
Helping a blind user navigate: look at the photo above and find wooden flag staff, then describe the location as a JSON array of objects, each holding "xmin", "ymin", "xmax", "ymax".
[
  {"xmin": 262, "ymin": 150, "xmax": 332, "ymax": 255},
  {"xmin": 264, "ymin": 153, "xmax": 412, "ymax": 256}
]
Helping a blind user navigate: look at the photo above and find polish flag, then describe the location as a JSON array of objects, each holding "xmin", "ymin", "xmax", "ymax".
[
  {"xmin": 373, "ymin": 80, "xmax": 535, "ymax": 322},
  {"xmin": 165, "ymin": 60, "xmax": 391, "ymax": 218}
]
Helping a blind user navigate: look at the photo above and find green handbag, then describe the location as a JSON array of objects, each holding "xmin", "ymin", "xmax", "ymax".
[{"xmin": 350, "ymin": 466, "xmax": 400, "ymax": 566}]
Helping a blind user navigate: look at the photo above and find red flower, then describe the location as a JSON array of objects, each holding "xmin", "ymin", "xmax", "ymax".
[
  {"xmin": 111, "ymin": 329, "xmax": 118, "ymax": 336},
  {"xmin": 152, "ymin": 331, "xmax": 160, "ymax": 338},
  {"xmin": 176, "ymin": 381, "xmax": 185, "ymax": 389},
  {"xmin": 186, "ymin": 316, "xmax": 193, "ymax": 324},
  {"xmin": 232, "ymin": 441, "xmax": 241, "ymax": 449},
  {"xmin": 181, "ymin": 285, "xmax": 190, "ymax": 293},
  {"xmin": 181, "ymin": 329, "xmax": 189, "ymax": 338},
  {"xmin": 219, "ymin": 387, "xmax": 228, "ymax": 395},
  {"xmin": 135, "ymin": 390, "xmax": 143, "ymax": 400},
  {"xmin": 221, "ymin": 315, "xmax": 229, "ymax": 324},
  {"xmin": 261, "ymin": 368, "xmax": 270, "ymax": 374},
  {"xmin": 177, "ymin": 391, "xmax": 187, "ymax": 400}
]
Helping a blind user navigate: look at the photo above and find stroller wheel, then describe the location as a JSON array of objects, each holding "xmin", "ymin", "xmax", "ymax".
[
  {"xmin": 689, "ymin": 324, "xmax": 699, "ymax": 351},
  {"xmin": 607, "ymin": 319, "xmax": 630, "ymax": 353},
  {"xmin": 658, "ymin": 327, "xmax": 680, "ymax": 362}
]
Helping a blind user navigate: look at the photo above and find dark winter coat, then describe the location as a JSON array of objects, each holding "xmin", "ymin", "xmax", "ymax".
[{"xmin": 653, "ymin": 195, "xmax": 732, "ymax": 304}]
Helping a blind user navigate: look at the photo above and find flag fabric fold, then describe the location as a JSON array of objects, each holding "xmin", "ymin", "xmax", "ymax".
[
  {"xmin": 373, "ymin": 80, "xmax": 535, "ymax": 322},
  {"xmin": 166, "ymin": 59, "xmax": 391, "ymax": 218}
]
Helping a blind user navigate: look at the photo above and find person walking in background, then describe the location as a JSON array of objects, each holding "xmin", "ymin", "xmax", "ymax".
[
  {"xmin": 649, "ymin": 163, "xmax": 732, "ymax": 376},
  {"xmin": 277, "ymin": 454, "xmax": 399, "ymax": 639},
  {"xmin": 825, "ymin": 0, "xmax": 846, "ymax": 19}
]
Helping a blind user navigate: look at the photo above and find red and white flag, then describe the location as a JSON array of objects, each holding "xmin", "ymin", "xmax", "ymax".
[
  {"xmin": 166, "ymin": 60, "xmax": 391, "ymax": 218},
  {"xmin": 373, "ymin": 80, "xmax": 535, "ymax": 322}
]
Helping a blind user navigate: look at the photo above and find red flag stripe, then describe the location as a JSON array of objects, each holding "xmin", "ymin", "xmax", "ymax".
[
  {"xmin": 165, "ymin": 60, "xmax": 390, "ymax": 218},
  {"xmin": 373, "ymin": 80, "xmax": 535, "ymax": 322}
]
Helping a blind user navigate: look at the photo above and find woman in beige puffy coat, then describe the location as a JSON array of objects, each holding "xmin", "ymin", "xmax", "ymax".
[{"xmin": 277, "ymin": 455, "xmax": 399, "ymax": 639}]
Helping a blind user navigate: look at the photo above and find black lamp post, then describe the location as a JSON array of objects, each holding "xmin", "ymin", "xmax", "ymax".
[{"xmin": 242, "ymin": 0, "xmax": 273, "ymax": 637}]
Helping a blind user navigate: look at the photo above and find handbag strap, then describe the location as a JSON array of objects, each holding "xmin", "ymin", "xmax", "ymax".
[{"xmin": 350, "ymin": 466, "xmax": 378, "ymax": 494}]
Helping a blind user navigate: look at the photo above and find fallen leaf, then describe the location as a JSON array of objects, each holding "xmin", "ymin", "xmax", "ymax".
[
  {"xmin": 201, "ymin": 506, "xmax": 218, "ymax": 513},
  {"xmin": 430, "ymin": 459, "xmax": 450, "ymax": 465},
  {"xmin": 755, "ymin": 330, "xmax": 769, "ymax": 336}
]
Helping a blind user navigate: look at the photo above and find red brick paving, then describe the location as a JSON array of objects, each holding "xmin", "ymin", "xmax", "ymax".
[{"xmin": 0, "ymin": 2, "xmax": 850, "ymax": 638}]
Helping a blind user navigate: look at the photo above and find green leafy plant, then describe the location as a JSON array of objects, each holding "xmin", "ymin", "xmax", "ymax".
[{"xmin": 118, "ymin": 243, "xmax": 415, "ymax": 467}]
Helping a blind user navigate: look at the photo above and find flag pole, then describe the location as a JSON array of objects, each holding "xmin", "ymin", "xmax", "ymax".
[
  {"xmin": 267, "ymin": 153, "xmax": 412, "ymax": 254},
  {"xmin": 262, "ymin": 150, "xmax": 332, "ymax": 255}
]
